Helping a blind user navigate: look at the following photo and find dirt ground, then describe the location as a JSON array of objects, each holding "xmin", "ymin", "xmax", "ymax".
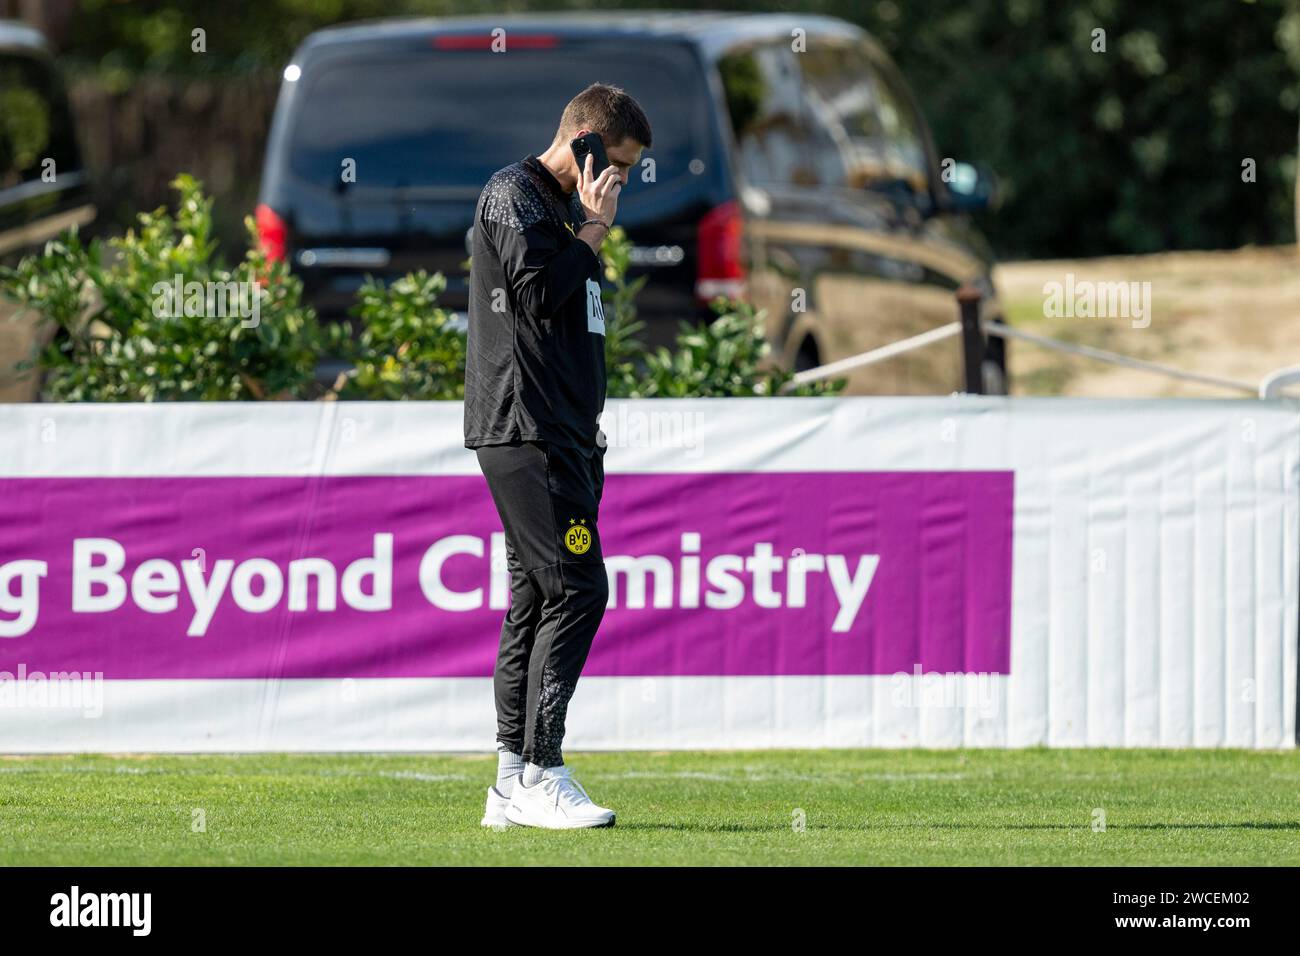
[{"xmin": 994, "ymin": 245, "xmax": 1300, "ymax": 398}]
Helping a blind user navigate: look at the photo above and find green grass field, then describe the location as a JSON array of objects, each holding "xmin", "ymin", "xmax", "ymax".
[{"xmin": 1, "ymin": 749, "xmax": 1298, "ymax": 866}]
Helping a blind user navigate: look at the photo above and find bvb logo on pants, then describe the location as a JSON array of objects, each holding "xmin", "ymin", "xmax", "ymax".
[{"xmin": 565, "ymin": 518, "xmax": 592, "ymax": 555}]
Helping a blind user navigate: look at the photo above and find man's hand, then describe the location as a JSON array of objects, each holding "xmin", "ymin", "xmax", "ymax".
[
  {"xmin": 578, "ymin": 153, "xmax": 622, "ymax": 225},
  {"xmin": 576, "ymin": 153, "xmax": 621, "ymax": 253}
]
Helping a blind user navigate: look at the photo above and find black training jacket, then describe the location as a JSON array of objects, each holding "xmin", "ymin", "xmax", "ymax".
[{"xmin": 464, "ymin": 154, "xmax": 607, "ymax": 454}]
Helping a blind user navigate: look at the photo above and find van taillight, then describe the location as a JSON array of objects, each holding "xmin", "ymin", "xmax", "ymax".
[
  {"xmin": 255, "ymin": 203, "xmax": 287, "ymax": 262},
  {"xmin": 696, "ymin": 200, "xmax": 746, "ymax": 302}
]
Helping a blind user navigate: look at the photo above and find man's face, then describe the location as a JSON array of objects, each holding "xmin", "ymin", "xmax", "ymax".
[{"xmin": 576, "ymin": 130, "xmax": 643, "ymax": 186}]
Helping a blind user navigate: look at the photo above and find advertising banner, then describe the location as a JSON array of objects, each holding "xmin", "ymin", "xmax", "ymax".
[{"xmin": 0, "ymin": 398, "xmax": 1293, "ymax": 750}]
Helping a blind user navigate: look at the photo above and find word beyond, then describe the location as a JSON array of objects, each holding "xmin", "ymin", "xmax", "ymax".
[{"xmin": 0, "ymin": 533, "xmax": 878, "ymax": 637}]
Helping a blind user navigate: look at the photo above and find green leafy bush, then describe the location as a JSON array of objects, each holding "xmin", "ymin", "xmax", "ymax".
[
  {"xmin": 333, "ymin": 270, "xmax": 466, "ymax": 400},
  {"xmin": 2, "ymin": 176, "xmax": 840, "ymax": 402},
  {"xmin": 337, "ymin": 227, "xmax": 642, "ymax": 401},
  {"xmin": 0, "ymin": 174, "xmax": 323, "ymax": 401},
  {"xmin": 341, "ymin": 222, "xmax": 836, "ymax": 400},
  {"xmin": 598, "ymin": 226, "xmax": 841, "ymax": 398},
  {"xmin": 623, "ymin": 299, "xmax": 843, "ymax": 398}
]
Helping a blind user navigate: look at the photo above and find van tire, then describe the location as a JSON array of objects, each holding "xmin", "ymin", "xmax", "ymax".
[
  {"xmin": 794, "ymin": 336, "xmax": 821, "ymax": 374},
  {"xmin": 981, "ymin": 359, "xmax": 1008, "ymax": 396}
]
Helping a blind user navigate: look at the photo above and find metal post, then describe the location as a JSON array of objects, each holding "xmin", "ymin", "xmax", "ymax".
[{"xmin": 957, "ymin": 283, "xmax": 985, "ymax": 394}]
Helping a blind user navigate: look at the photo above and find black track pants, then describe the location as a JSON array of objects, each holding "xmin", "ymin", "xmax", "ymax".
[{"xmin": 475, "ymin": 440, "xmax": 608, "ymax": 767}]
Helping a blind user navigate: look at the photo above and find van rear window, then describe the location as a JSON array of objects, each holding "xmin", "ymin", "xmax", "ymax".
[{"xmin": 287, "ymin": 45, "xmax": 704, "ymax": 191}]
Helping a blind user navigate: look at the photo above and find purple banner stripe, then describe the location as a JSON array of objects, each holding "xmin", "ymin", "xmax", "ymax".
[{"xmin": 0, "ymin": 472, "xmax": 1012, "ymax": 678}]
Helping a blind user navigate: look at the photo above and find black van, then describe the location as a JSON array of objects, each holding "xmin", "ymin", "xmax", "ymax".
[
  {"xmin": 257, "ymin": 12, "xmax": 1006, "ymax": 394},
  {"xmin": 0, "ymin": 20, "xmax": 94, "ymax": 402}
]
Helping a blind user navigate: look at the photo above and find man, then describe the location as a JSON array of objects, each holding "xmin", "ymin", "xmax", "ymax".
[{"xmin": 465, "ymin": 83, "xmax": 651, "ymax": 829}]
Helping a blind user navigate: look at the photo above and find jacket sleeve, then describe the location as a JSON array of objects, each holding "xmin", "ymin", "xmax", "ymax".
[{"xmin": 480, "ymin": 191, "xmax": 600, "ymax": 324}]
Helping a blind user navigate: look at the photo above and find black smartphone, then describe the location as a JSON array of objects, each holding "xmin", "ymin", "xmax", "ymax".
[{"xmin": 569, "ymin": 132, "xmax": 609, "ymax": 179}]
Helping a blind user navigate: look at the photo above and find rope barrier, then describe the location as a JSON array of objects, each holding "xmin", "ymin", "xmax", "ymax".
[
  {"xmin": 982, "ymin": 322, "xmax": 1259, "ymax": 395},
  {"xmin": 780, "ymin": 322, "xmax": 962, "ymax": 392},
  {"xmin": 780, "ymin": 310, "xmax": 1275, "ymax": 398}
]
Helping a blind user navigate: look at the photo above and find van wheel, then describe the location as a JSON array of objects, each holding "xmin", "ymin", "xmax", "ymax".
[
  {"xmin": 981, "ymin": 359, "xmax": 1008, "ymax": 396},
  {"xmin": 794, "ymin": 337, "xmax": 821, "ymax": 373},
  {"xmin": 980, "ymin": 332, "xmax": 1008, "ymax": 395}
]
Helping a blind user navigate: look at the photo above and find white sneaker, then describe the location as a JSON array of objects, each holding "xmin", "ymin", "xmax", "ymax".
[
  {"xmin": 480, "ymin": 784, "xmax": 516, "ymax": 829},
  {"xmin": 505, "ymin": 766, "xmax": 616, "ymax": 829}
]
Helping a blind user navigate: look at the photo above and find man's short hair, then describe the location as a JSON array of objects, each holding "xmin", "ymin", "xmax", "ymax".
[{"xmin": 557, "ymin": 83, "xmax": 653, "ymax": 149}]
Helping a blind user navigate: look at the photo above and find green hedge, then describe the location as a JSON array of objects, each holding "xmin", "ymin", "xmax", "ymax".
[{"xmin": 0, "ymin": 177, "xmax": 841, "ymax": 401}]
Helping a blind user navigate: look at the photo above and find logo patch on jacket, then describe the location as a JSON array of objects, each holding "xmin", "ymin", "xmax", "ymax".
[{"xmin": 585, "ymin": 278, "xmax": 606, "ymax": 336}]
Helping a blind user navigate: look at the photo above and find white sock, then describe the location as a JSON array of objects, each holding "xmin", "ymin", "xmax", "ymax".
[
  {"xmin": 522, "ymin": 761, "xmax": 555, "ymax": 787},
  {"xmin": 496, "ymin": 744, "xmax": 524, "ymax": 795}
]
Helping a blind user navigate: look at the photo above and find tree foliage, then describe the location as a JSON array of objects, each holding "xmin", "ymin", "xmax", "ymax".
[
  {"xmin": 0, "ymin": 174, "xmax": 323, "ymax": 401},
  {"xmin": 59, "ymin": 0, "xmax": 1300, "ymax": 258}
]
